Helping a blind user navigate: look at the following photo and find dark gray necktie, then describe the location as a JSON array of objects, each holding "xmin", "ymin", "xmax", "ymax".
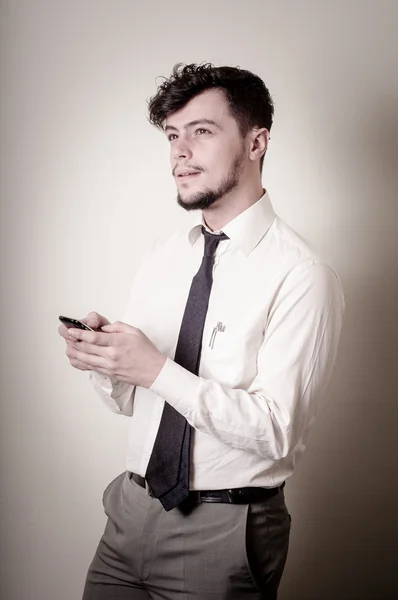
[{"xmin": 145, "ymin": 226, "xmax": 229, "ymax": 511}]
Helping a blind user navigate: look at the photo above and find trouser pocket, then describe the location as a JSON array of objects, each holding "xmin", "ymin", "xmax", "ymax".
[
  {"xmin": 244, "ymin": 492, "xmax": 291, "ymax": 596},
  {"xmin": 102, "ymin": 472, "xmax": 125, "ymax": 511}
]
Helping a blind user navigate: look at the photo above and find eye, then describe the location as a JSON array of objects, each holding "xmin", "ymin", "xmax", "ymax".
[
  {"xmin": 195, "ymin": 128, "xmax": 210, "ymax": 135},
  {"xmin": 168, "ymin": 134, "xmax": 178, "ymax": 142}
]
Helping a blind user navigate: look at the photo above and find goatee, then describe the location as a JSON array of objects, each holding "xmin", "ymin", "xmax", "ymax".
[{"xmin": 177, "ymin": 151, "xmax": 245, "ymax": 212}]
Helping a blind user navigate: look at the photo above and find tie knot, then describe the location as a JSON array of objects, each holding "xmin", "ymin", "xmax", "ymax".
[{"xmin": 202, "ymin": 226, "xmax": 229, "ymax": 257}]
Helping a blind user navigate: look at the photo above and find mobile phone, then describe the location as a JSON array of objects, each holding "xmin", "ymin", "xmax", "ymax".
[{"xmin": 59, "ymin": 316, "xmax": 94, "ymax": 331}]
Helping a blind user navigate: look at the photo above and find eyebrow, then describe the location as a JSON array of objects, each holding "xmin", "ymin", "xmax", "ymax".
[{"xmin": 164, "ymin": 119, "xmax": 222, "ymax": 133}]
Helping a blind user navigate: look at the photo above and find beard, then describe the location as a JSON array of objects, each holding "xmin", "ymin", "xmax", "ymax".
[{"xmin": 176, "ymin": 148, "xmax": 245, "ymax": 212}]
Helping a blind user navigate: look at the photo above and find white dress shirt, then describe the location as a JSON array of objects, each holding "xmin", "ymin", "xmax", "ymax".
[{"xmin": 91, "ymin": 192, "xmax": 345, "ymax": 490}]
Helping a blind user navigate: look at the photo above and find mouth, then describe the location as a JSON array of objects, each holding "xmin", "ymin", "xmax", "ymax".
[{"xmin": 176, "ymin": 171, "xmax": 201, "ymax": 179}]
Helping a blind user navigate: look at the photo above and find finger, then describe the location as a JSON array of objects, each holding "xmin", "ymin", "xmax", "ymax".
[
  {"xmin": 69, "ymin": 358, "xmax": 91, "ymax": 371},
  {"xmin": 59, "ymin": 324, "xmax": 75, "ymax": 342},
  {"xmin": 102, "ymin": 321, "xmax": 139, "ymax": 334},
  {"xmin": 68, "ymin": 340, "xmax": 107, "ymax": 357},
  {"xmin": 66, "ymin": 344, "xmax": 107, "ymax": 370},
  {"xmin": 68, "ymin": 328, "xmax": 113, "ymax": 346},
  {"xmin": 70, "ymin": 357, "xmax": 113, "ymax": 378},
  {"xmin": 66, "ymin": 345, "xmax": 90, "ymax": 370},
  {"xmin": 84, "ymin": 312, "xmax": 101, "ymax": 329},
  {"xmin": 88, "ymin": 366, "xmax": 112, "ymax": 377},
  {"xmin": 58, "ymin": 324, "xmax": 69, "ymax": 338}
]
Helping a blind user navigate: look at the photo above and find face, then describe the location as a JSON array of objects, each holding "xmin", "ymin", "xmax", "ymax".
[{"xmin": 165, "ymin": 89, "xmax": 247, "ymax": 211}]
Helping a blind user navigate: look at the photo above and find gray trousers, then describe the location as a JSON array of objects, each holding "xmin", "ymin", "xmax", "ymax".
[{"xmin": 82, "ymin": 471, "xmax": 291, "ymax": 599}]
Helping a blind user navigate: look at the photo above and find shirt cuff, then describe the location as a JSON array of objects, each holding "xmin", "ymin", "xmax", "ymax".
[
  {"xmin": 90, "ymin": 372, "xmax": 134, "ymax": 415},
  {"xmin": 149, "ymin": 357, "xmax": 202, "ymax": 417}
]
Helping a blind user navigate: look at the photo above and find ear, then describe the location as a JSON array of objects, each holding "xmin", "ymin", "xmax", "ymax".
[{"xmin": 249, "ymin": 128, "xmax": 270, "ymax": 164}]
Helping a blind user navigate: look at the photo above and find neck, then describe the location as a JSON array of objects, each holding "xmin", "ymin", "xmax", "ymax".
[{"xmin": 202, "ymin": 180, "xmax": 265, "ymax": 232}]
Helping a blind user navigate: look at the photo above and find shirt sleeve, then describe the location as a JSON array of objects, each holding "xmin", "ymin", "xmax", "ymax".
[
  {"xmin": 149, "ymin": 261, "xmax": 345, "ymax": 461},
  {"xmin": 88, "ymin": 239, "xmax": 160, "ymax": 416},
  {"xmin": 88, "ymin": 288, "xmax": 137, "ymax": 415},
  {"xmin": 89, "ymin": 372, "xmax": 135, "ymax": 416}
]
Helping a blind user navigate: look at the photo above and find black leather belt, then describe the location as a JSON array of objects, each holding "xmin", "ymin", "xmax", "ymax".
[{"xmin": 129, "ymin": 472, "xmax": 284, "ymax": 504}]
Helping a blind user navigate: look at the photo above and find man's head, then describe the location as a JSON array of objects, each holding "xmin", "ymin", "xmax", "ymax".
[{"xmin": 148, "ymin": 63, "xmax": 274, "ymax": 212}]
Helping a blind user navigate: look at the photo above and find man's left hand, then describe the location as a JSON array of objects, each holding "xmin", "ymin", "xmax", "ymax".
[{"xmin": 66, "ymin": 322, "xmax": 167, "ymax": 388}]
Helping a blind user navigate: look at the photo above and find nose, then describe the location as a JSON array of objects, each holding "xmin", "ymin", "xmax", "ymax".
[{"xmin": 172, "ymin": 137, "xmax": 193, "ymax": 162}]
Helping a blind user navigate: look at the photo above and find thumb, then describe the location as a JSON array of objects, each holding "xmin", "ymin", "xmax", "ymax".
[
  {"xmin": 85, "ymin": 316, "xmax": 100, "ymax": 329},
  {"xmin": 101, "ymin": 321, "xmax": 132, "ymax": 334},
  {"xmin": 84, "ymin": 312, "xmax": 103, "ymax": 329}
]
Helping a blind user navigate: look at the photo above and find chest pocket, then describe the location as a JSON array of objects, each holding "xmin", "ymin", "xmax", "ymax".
[{"xmin": 201, "ymin": 300, "xmax": 267, "ymax": 388}]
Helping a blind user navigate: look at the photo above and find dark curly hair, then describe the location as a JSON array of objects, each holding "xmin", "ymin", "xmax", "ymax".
[{"xmin": 148, "ymin": 63, "xmax": 274, "ymax": 171}]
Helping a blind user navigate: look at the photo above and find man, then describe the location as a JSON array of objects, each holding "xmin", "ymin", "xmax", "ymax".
[{"xmin": 59, "ymin": 63, "xmax": 345, "ymax": 599}]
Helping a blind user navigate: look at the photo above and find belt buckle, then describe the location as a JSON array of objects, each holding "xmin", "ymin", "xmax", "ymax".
[{"xmin": 227, "ymin": 488, "xmax": 246, "ymax": 503}]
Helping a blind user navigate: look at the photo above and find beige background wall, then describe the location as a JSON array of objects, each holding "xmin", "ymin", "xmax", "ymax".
[{"xmin": 1, "ymin": 1, "xmax": 397, "ymax": 598}]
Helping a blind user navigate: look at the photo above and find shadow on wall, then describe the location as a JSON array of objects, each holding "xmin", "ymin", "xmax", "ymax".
[{"xmin": 280, "ymin": 101, "xmax": 398, "ymax": 600}]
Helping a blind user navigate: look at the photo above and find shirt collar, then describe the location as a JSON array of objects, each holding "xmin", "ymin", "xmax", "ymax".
[{"xmin": 188, "ymin": 191, "xmax": 276, "ymax": 257}]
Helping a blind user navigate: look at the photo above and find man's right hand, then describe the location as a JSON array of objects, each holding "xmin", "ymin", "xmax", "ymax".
[{"xmin": 58, "ymin": 311, "xmax": 111, "ymax": 370}]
